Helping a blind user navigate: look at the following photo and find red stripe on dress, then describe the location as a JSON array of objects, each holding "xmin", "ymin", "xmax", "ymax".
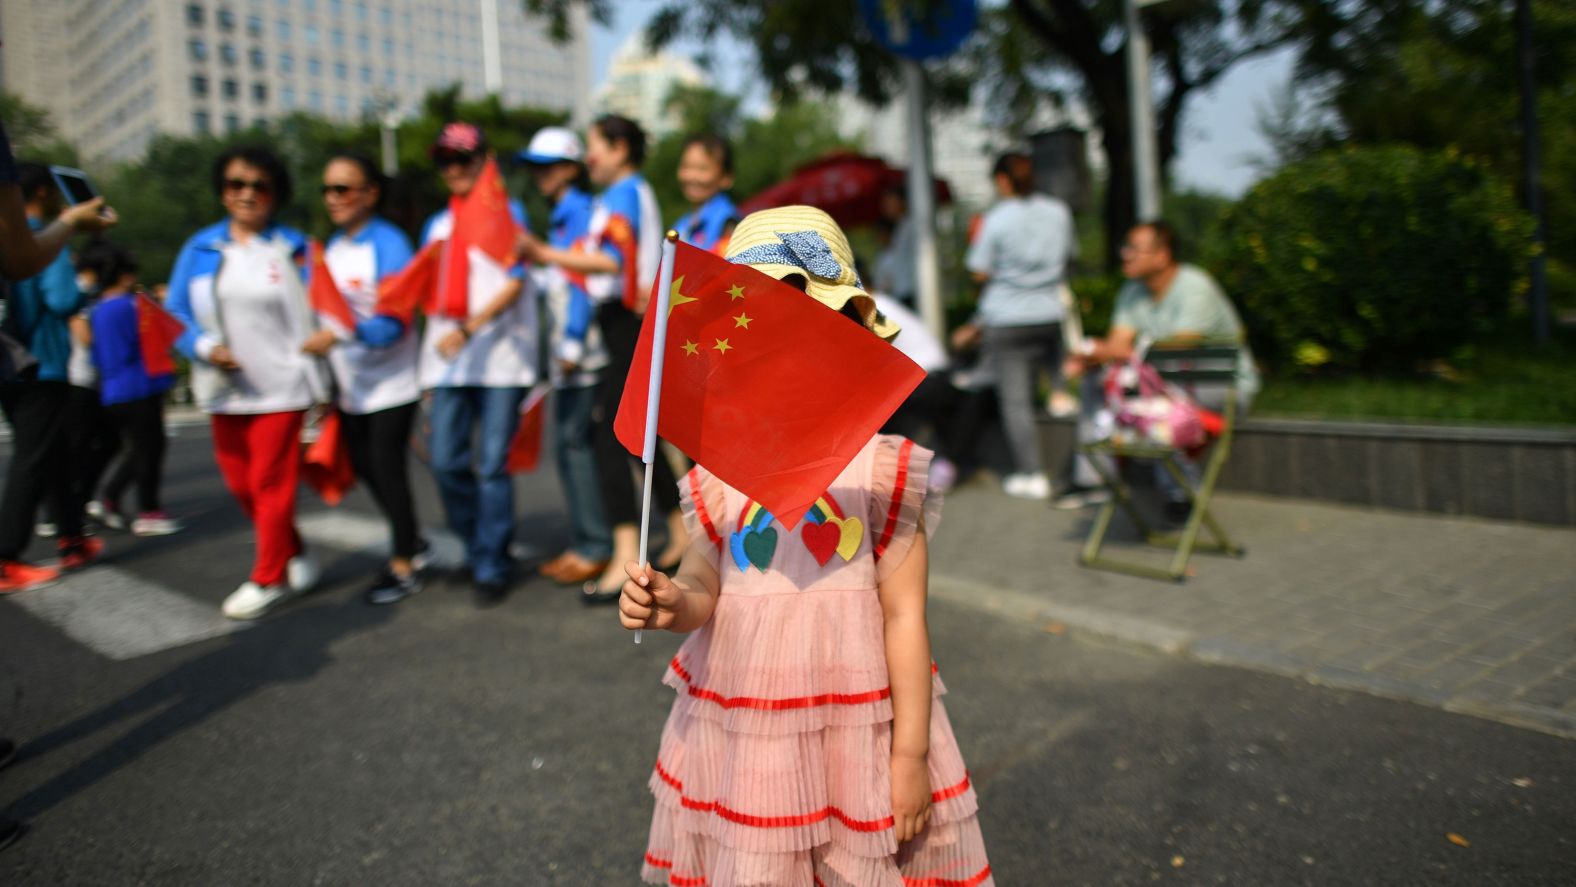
[
  {"xmin": 645, "ymin": 853, "xmax": 707, "ymax": 886},
  {"xmin": 903, "ymin": 865, "xmax": 993, "ymax": 887},
  {"xmin": 874, "ymin": 438, "xmax": 916, "ymax": 560},
  {"xmin": 655, "ymin": 760, "xmax": 971, "ymax": 835},
  {"xmin": 687, "ymin": 470, "xmax": 722, "ymax": 548},
  {"xmin": 669, "ymin": 657, "xmax": 891, "ymax": 710}
]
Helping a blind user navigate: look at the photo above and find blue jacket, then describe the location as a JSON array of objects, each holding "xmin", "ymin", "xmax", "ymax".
[
  {"xmin": 674, "ymin": 192, "xmax": 739, "ymax": 255},
  {"xmin": 90, "ymin": 293, "xmax": 175, "ymax": 405},
  {"xmin": 165, "ymin": 219, "xmax": 310, "ymax": 361},
  {"xmin": 551, "ymin": 185, "xmax": 594, "ymax": 344},
  {"xmin": 2, "ymin": 216, "xmax": 82, "ymax": 381}
]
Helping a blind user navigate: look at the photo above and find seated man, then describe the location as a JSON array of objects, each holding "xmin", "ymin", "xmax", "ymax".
[{"xmin": 1056, "ymin": 221, "xmax": 1259, "ymax": 516}]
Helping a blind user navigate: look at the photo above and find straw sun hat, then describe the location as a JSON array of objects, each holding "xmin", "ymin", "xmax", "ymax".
[{"xmin": 725, "ymin": 205, "xmax": 900, "ymax": 341}]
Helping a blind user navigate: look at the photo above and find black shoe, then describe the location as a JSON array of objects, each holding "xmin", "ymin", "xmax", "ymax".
[
  {"xmin": 0, "ymin": 737, "xmax": 15, "ymax": 770},
  {"xmin": 580, "ymin": 580, "xmax": 621, "ymax": 605},
  {"xmin": 0, "ymin": 815, "xmax": 25, "ymax": 853},
  {"xmin": 364, "ymin": 570, "xmax": 423, "ymax": 606},
  {"xmin": 472, "ymin": 579, "xmax": 509, "ymax": 608},
  {"xmin": 1163, "ymin": 499, "xmax": 1193, "ymax": 525}
]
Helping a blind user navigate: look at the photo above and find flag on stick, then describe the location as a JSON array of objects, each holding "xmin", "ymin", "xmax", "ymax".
[
  {"xmin": 135, "ymin": 293, "xmax": 185, "ymax": 377},
  {"xmin": 435, "ymin": 157, "xmax": 521, "ymax": 319},
  {"xmin": 307, "ymin": 241, "xmax": 357, "ymax": 334},
  {"xmin": 506, "ymin": 383, "xmax": 552, "ymax": 474},
  {"xmin": 375, "ymin": 240, "xmax": 441, "ymax": 324},
  {"xmin": 302, "ymin": 409, "xmax": 356, "ymax": 506},
  {"xmin": 614, "ymin": 240, "xmax": 925, "ymax": 529}
]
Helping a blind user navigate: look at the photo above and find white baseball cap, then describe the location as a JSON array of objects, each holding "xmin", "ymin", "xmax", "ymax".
[{"xmin": 518, "ymin": 127, "xmax": 584, "ymax": 165}]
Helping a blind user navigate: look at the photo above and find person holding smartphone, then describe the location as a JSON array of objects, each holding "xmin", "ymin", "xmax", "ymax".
[
  {"xmin": 0, "ymin": 163, "xmax": 105, "ymax": 581},
  {"xmin": 165, "ymin": 145, "xmax": 327, "ymax": 621}
]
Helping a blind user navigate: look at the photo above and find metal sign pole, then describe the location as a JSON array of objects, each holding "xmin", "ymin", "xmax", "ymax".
[{"xmin": 905, "ymin": 59, "xmax": 945, "ymax": 342}]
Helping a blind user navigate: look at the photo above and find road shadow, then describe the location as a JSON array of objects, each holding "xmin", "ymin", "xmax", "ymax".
[{"xmin": 5, "ymin": 595, "xmax": 392, "ymax": 821}]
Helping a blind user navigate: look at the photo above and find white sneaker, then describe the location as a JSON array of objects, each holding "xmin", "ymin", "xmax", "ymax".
[
  {"xmin": 131, "ymin": 512, "xmax": 183, "ymax": 536},
  {"xmin": 222, "ymin": 581, "xmax": 294, "ymax": 620},
  {"xmin": 287, "ymin": 550, "xmax": 320, "ymax": 593},
  {"xmin": 1003, "ymin": 472, "xmax": 1052, "ymax": 500}
]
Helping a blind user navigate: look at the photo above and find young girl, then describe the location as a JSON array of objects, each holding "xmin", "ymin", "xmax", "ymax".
[
  {"xmin": 82, "ymin": 240, "xmax": 181, "ymax": 536},
  {"xmin": 519, "ymin": 115, "xmax": 688, "ymax": 601},
  {"xmin": 619, "ymin": 207, "xmax": 993, "ymax": 887}
]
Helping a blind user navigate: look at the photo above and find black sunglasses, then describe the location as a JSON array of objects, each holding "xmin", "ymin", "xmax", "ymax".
[
  {"xmin": 320, "ymin": 183, "xmax": 365, "ymax": 196},
  {"xmin": 224, "ymin": 177, "xmax": 272, "ymax": 195},
  {"xmin": 434, "ymin": 151, "xmax": 478, "ymax": 168}
]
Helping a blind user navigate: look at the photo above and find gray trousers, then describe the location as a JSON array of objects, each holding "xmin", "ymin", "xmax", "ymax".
[{"xmin": 981, "ymin": 323, "xmax": 1063, "ymax": 475}]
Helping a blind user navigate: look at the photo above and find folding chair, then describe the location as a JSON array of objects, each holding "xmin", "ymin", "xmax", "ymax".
[{"xmin": 1078, "ymin": 340, "xmax": 1246, "ymax": 582}]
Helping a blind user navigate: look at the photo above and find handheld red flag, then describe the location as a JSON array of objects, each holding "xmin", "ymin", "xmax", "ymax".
[
  {"xmin": 302, "ymin": 410, "xmax": 356, "ymax": 506},
  {"xmin": 135, "ymin": 293, "xmax": 185, "ymax": 377},
  {"xmin": 307, "ymin": 241, "xmax": 357, "ymax": 334},
  {"xmin": 375, "ymin": 240, "xmax": 441, "ymax": 324},
  {"xmin": 505, "ymin": 384, "xmax": 551, "ymax": 474},
  {"xmin": 435, "ymin": 157, "xmax": 520, "ymax": 319},
  {"xmin": 614, "ymin": 241, "xmax": 925, "ymax": 528}
]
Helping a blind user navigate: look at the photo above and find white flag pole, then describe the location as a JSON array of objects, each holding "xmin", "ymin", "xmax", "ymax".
[{"xmin": 634, "ymin": 231, "xmax": 679, "ymax": 644}]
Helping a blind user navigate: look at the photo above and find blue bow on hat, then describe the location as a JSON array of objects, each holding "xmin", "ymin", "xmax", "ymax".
[{"xmin": 729, "ymin": 230, "xmax": 864, "ymax": 288}]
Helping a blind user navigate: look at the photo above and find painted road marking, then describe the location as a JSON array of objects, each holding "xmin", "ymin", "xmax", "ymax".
[{"xmin": 7, "ymin": 567, "xmax": 247, "ymax": 661}]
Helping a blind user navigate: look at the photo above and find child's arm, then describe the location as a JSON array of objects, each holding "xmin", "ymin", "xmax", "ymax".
[
  {"xmin": 878, "ymin": 516, "xmax": 934, "ymax": 844},
  {"xmin": 618, "ymin": 538, "xmax": 722, "ymax": 634}
]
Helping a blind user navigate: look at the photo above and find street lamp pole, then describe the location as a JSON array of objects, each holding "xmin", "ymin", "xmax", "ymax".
[
  {"xmin": 904, "ymin": 59, "xmax": 945, "ymax": 342},
  {"xmin": 1515, "ymin": 0, "xmax": 1549, "ymax": 344},
  {"xmin": 1125, "ymin": 0, "xmax": 1163, "ymax": 222}
]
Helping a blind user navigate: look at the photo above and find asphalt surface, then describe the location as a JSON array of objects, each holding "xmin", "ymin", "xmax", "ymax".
[{"xmin": 1, "ymin": 429, "xmax": 1573, "ymax": 886}]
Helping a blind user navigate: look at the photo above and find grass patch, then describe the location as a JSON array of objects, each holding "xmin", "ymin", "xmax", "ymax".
[{"xmin": 1253, "ymin": 326, "xmax": 1576, "ymax": 426}]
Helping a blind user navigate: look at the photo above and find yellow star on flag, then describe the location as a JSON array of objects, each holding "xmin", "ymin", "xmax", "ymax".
[
  {"xmin": 728, "ymin": 284, "xmax": 746, "ymax": 301},
  {"xmin": 668, "ymin": 275, "xmax": 697, "ymax": 317},
  {"xmin": 681, "ymin": 340, "xmax": 699, "ymax": 356},
  {"xmin": 733, "ymin": 312, "xmax": 753, "ymax": 329},
  {"xmin": 713, "ymin": 338, "xmax": 733, "ymax": 355}
]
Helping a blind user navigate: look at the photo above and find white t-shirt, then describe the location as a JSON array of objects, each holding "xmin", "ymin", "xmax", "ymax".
[
  {"xmin": 418, "ymin": 209, "xmax": 538, "ymax": 390},
  {"xmin": 192, "ymin": 237, "xmax": 326, "ymax": 414},
  {"xmin": 873, "ymin": 293, "xmax": 948, "ymax": 374},
  {"xmin": 324, "ymin": 233, "xmax": 421, "ymax": 414}
]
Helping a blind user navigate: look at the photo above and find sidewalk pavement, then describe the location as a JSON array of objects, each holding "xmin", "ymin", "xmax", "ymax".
[{"xmin": 928, "ymin": 479, "xmax": 1576, "ymax": 739}]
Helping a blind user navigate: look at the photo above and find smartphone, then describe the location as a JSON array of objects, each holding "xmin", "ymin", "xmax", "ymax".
[{"xmin": 49, "ymin": 166, "xmax": 99, "ymax": 206}]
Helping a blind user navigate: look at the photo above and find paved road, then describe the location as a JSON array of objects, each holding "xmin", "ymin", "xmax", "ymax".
[{"xmin": 2, "ymin": 430, "xmax": 1573, "ymax": 885}]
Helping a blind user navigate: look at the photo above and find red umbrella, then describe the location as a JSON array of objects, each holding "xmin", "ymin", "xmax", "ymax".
[{"xmin": 738, "ymin": 151, "xmax": 952, "ymax": 229}]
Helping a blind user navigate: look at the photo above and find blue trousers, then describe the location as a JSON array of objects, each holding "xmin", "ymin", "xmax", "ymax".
[
  {"xmin": 428, "ymin": 386, "xmax": 525, "ymax": 583},
  {"xmin": 553, "ymin": 383, "xmax": 612, "ymax": 560}
]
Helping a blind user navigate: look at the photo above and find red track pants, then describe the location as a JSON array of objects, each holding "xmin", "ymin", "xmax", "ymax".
[{"xmin": 211, "ymin": 410, "xmax": 305, "ymax": 586}]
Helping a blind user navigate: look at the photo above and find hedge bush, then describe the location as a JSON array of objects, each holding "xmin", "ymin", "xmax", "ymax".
[{"xmin": 1208, "ymin": 145, "xmax": 1534, "ymax": 371}]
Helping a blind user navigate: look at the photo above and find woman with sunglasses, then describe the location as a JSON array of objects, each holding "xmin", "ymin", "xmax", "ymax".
[
  {"xmin": 418, "ymin": 123, "xmax": 535, "ymax": 607},
  {"xmin": 166, "ymin": 145, "xmax": 328, "ymax": 620},
  {"xmin": 300, "ymin": 151, "xmax": 427, "ymax": 605}
]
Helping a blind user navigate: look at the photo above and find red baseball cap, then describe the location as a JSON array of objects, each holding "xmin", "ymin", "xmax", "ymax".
[{"xmin": 429, "ymin": 122, "xmax": 486, "ymax": 157}]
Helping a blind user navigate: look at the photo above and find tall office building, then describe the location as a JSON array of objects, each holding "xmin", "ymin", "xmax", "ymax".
[
  {"xmin": 0, "ymin": 0, "xmax": 591, "ymax": 162},
  {"xmin": 593, "ymin": 33, "xmax": 706, "ymax": 140}
]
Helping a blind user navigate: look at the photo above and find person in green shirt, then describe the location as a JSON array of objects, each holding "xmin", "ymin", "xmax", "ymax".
[{"xmin": 1055, "ymin": 221, "xmax": 1258, "ymax": 515}]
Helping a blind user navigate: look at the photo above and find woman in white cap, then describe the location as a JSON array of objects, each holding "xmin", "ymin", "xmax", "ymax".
[{"xmin": 517, "ymin": 127, "xmax": 612, "ymax": 587}]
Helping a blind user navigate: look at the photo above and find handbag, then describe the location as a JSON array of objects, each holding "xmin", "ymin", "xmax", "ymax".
[{"xmin": 1100, "ymin": 345, "xmax": 1214, "ymax": 451}]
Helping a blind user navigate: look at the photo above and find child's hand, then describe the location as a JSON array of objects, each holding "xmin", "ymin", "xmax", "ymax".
[
  {"xmin": 619, "ymin": 561, "xmax": 681, "ymax": 631},
  {"xmin": 890, "ymin": 753, "xmax": 932, "ymax": 843}
]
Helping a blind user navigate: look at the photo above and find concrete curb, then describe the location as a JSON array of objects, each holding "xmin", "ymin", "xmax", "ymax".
[{"xmin": 931, "ymin": 573, "xmax": 1576, "ymax": 742}]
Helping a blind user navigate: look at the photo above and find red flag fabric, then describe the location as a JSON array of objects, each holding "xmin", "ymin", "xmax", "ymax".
[
  {"xmin": 302, "ymin": 410, "xmax": 356, "ymax": 506},
  {"xmin": 375, "ymin": 240, "xmax": 441, "ymax": 324},
  {"xmin": 506, "ymin": 385, "xmax": 551, "ymax": 474},
  {"xmin": 435, "ymin": 157, "xmax": 520, "ymax": 319},
  {"xmin": 614, "ymin": 241, "xmax": 926, "ymax": 529},
  {"xmin": 135, "ymin": 293, "xmax": 185, "ymax": 377},
  {"xmin": 307, "ymin": 241, "xmax": 357, "ymax": 333}
]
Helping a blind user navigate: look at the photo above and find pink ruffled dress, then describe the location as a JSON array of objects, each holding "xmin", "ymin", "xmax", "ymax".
[{"xmin": 641, "ymin": 435, "xmax": 994, "ymax": 887}]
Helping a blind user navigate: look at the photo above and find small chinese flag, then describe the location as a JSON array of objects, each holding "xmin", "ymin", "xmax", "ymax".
[
  {"xmin": 307, "ymin": 241, "xmax": 357, "ymax": 334},
  {"xmin": 506, "ymin": 384, "xmax": 551, "ymax": 474},
  {"xmin": 614, "ymin": 241, "xmax": 925, "ymax": 528},
  {"xmin": 302, "ymin": 410, "xmax": 356, "ymax": 506},
  {"xmin": 435, "ymin": 157, "xmax": 520, "ymax": 319},
  {"xmin": 375, "ymin": 240, "xmax": 440, "ymax": 324},
  {"xmin": 135, "ymin": 293, "xmax": 185, "ymax": 377}
]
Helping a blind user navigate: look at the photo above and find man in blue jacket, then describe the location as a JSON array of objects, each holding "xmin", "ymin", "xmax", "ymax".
[{"xmin": 0, "ymin": 163, "xmax": 103, "ymax": 585}]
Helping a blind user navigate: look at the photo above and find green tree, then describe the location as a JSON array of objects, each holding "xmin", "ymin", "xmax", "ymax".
[{"xmin": 1, "ymin": 92, "xmax": 80, "ymax": 166}]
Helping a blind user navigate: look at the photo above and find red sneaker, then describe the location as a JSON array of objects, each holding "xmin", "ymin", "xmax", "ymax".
[
  {"xmin": 0, "ymin": 560, "xmax": 60, "ymax": 593},
  {"xmin": 57, "ymin": 536, "xmax": 104, "ymax": 571}
]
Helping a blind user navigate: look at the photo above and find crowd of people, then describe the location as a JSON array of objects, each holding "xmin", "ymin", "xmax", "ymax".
[{"xmin": 0, "ymin": 107, "xmax": 1259, "ymax": 876}]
